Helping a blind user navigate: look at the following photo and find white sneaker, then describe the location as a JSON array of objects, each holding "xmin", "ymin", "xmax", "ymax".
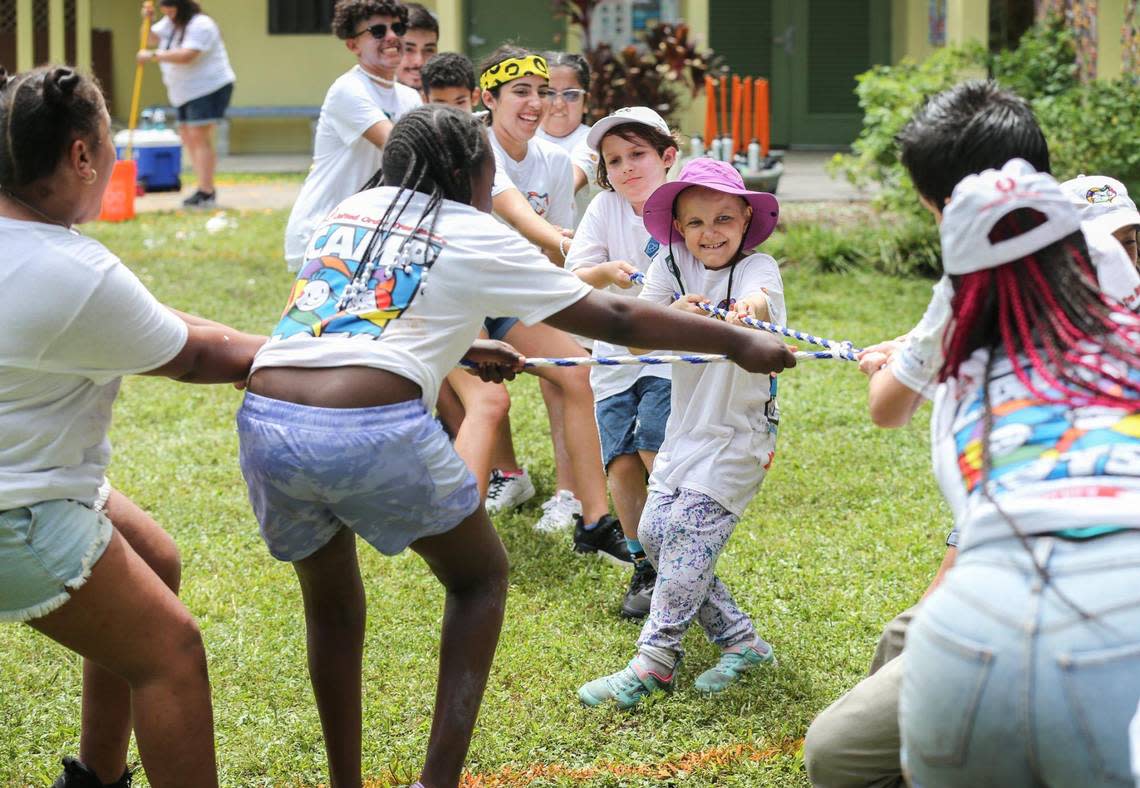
[
  {"xmin": 534, "ymin": 489, "xmax": 583, "ymax": 533},
  {"xmin": 485, "ymin": 469, "xmax": 536, "ymax": 514}
]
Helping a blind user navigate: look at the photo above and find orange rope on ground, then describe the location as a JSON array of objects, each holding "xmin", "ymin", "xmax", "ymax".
[{"xmin": 456, "ymin": 738, "xmax": 804, "ymax": 787}]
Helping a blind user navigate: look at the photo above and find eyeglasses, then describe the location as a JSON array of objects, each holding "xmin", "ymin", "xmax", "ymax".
[
  {"xmin": 352, "ymin": 21, "xmax": 408, "ymax": 39},
  {"xmin": 542, "ymin": 88, "xmax": 586, "ymax": 104}
]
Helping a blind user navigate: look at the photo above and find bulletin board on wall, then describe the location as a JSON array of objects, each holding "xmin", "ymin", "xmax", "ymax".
[{"xmin": 592, "ymin": 0, "xmax": 681, "ymax": 47}]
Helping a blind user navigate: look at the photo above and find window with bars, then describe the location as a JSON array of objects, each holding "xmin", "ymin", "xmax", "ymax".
[{"xmin": 268, "ymin": 0, "xmax": 336, "ymax": 35}]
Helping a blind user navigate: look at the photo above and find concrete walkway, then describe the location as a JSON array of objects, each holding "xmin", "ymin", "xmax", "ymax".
[{"xmin": 133, "ymin": 150, "xmax": 872, "ymax": 213}]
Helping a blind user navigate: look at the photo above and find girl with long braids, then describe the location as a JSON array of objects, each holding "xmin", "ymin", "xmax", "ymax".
[
  {"xmin": 893, "ymin": 159, "xmax": 1140, "ymax": 786},
  {"xmin": 236, "ymin": 104, "xmax": 795, "ymax": 787},
  {"xmin": 0, "ymin": 65, "xmax": 262, "ymax": 787}
]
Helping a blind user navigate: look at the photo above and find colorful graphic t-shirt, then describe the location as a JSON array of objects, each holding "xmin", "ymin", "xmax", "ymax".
[
  {"xmin": 931, "ymin": 346, "xmax": 1140, "ymax": 550},
  {"xmin": 255, "ymin": 187, "xmax": 592, "ymax": 411}
]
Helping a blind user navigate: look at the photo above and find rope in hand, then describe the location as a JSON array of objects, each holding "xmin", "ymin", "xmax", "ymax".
[
  {"xmin": 627, "ymin": 270, "xmax": 861, "ymax": 361},
  {"xmin": 459, "ymin": 270, "xmax": 863, "ymax": 371}
]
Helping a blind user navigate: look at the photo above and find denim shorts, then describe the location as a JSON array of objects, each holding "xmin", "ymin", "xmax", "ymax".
[
  {"xmin": 236, "ymin": 392, "xmax": 480, "ymax": 562},
  {"xmin": 595, "ymin": 376, "xmax": 671, "ymax": 469},
  {"xmin": 0, "ymin": 500, "xmax": 112, "ymax": 623},
  {"xmin": 177, "ymin": 82, "xmax": 233, "ymax": 126},
  {"xmin": 483, "ymin": 317, "xmax": 519, "ymax": 342},
  {"xmin": 901, "ymin": 531, "xmax": 1140, "ymax": 788}
]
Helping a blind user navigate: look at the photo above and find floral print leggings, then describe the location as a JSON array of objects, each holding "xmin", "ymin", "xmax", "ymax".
[{"xmin": 636, "ymin": 487, "xmax": 757, "ymax": 660}]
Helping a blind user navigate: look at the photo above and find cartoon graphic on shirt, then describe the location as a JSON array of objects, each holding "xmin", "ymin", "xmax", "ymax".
[
  {"xmin": 953, "ymin": 371, "xmax": 1140, "ymax": 497},
  {"xmin": 272, "ymin": 220, "xmax": 444, "ymax": 342},
  {"xmin": 1085, "ymin": 184, "xmax": 1119, "ymax": 205},
  {"xmin": 526, "ymin": 191, "xmax": 550, "ymax": 217}
]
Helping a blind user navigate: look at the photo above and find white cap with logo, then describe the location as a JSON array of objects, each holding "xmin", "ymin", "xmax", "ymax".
[
  {"xmin": 586, "ymin": 106, "xmax": 672, "ymax": 152},
  {"xmin": 940, "ymin": 158, "xmax": 1083, "ymax": 275},
  {"xmin": 1060, "ymin": 174, "xmax": 1140, "ymax": 238}
]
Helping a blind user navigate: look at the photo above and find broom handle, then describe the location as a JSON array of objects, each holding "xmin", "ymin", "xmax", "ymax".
[{"xmin": 126, "ymin": 4, "xmax": 152, "ymax": 160}]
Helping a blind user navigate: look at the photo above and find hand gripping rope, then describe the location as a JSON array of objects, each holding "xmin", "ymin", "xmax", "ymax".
[{"xmin": 460, "ymin": 272, "xmax": 863, "ymax": 371}]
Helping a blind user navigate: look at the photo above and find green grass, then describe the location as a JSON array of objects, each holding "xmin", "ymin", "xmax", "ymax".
[{"xmin": 0, "ymin": 208, "xmax": 947, "ymax": 787}]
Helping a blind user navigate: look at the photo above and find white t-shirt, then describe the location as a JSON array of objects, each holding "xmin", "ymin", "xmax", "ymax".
[
  {"xmin": 892, "ymin": 222, "xmax": 1140, "ymax": 398},
  {"xmin": 283, "ymin": 66, "xmax": 422, "ymax": 271},
  {"xmin": 255, "ymin": 187, "xmax": 592, "ymax": 411},
  {"xmin": 152, "ymin": 14, "xmax": 235, "ymax": 107},
  {"xmin": 0, "ymin": 219, "xmax": 188, "ymax": 511},
  {"xmin": 566, "ymin": 190, "xmax": 670, "ymax": 402},
  {"xmin": 488, "ymin": 128, "xmax": 576, "ymax": 230},
  {"xmin": 930, "ymin": 346, "xmax": 1140, "ymax": 550},
  {"xmin": 537, "ymin": 123, "xmax": 598, "ymax": 223},
  {"xmin": 639, "ymin": 248, "xmax": 786, "ymax": 515}
]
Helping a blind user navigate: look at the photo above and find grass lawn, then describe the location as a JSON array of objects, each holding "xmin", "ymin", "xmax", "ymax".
[{"xmin": 0, "ymin": 207, "xmax": 948, "ymax": 787}]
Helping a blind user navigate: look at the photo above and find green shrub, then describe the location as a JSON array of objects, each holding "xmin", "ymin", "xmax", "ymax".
[{"xmin": 820, "ymin": 15, "xmax": 1140, "ymax": 278}]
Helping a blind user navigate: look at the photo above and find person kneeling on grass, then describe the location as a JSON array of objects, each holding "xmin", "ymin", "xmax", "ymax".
[
  {"xmin": 0, "ymin": 65, "xmax": 263, "ymax": 788},
  {"xmin": 235, "ymin": 104, "xmax": 795, "ymax": 787},
  {"xmin": 579, "ymin": 158, "xmax": 786, "ymax": 709}
]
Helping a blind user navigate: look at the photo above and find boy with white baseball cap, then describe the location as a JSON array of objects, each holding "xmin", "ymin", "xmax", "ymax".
[{"xmin": 1061, "ymin": 174, "xmax": 1140, "ymax": 267}]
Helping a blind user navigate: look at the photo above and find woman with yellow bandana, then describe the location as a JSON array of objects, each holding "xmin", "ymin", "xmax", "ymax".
[{"xmin": 474, "ymin": 46, "xmax": 624, "ymax": 565}]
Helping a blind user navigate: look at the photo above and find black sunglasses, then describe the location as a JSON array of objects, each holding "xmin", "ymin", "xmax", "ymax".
[{"xmin": 352, "ymin": 21, "xmax": 408, "ymax": 39}]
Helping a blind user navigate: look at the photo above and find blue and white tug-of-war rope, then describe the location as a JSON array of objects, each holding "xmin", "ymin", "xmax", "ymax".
[{"xmin": 461, "ymin": 271, "xmax": 862, "ymax": 370}]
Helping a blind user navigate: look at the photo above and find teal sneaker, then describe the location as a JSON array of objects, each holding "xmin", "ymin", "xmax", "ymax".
[
  {"xmin": 578, "ymin": 657, "xmax": 676, "ymax": 709},
  {"xmin": 694, "ymin": 640, "xmax": 776, "ymax": 694}
]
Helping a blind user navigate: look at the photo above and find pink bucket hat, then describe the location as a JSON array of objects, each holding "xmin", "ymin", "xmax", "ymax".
[{"xmin": 643, "ymin": 158, "xmax": 780, "ymax": 252}]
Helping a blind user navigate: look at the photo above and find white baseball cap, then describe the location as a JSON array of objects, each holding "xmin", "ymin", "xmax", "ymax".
[
  {"xmin": 940, "ymin": 158, "xmax": 1083, "ymax": 275},
  {"xmin": 586, "ymin": 106, "xmax": 671, "ymax": 152},
  {"xmin": 1060, "ymin": 174, "xmax": 1140, "ymax": 238}
]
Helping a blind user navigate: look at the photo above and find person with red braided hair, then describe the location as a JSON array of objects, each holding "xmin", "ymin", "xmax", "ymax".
[
  {"xmin": 897, "ymin": 158, "xmax": 1140, "ymax": 786},
  {"xmin": 805, "ymin": 80, "xmax": 1140, "ymax": 788}
]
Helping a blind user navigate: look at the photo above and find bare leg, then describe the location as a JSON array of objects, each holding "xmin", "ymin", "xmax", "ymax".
[
  {"xmin": 539, "ymin": 378, "xmax": 575, "ymax": 493},
  {"xmin": 78, "ymin": 490, "xmax": 183, "ymax": 783},
  {"xmin": 607, "ymin": 454, "xmax": 649, "ymax": 541},
  {"xmin": 488, "ymin": 415, "xmax": 522, "ymax": 473},
  {"xmin": 180, "ymin": 124, "xmax": 217, "ymax": 194},
  {"xmin": 436, "ymin": 379, "xmax": 465, "ymax": 441},
  {"xmin": 503, "ymin": 323, "xmax": 609, "ymax": 523},
  {"xmin": 292, "ymin": 528, "xmax": 365, "ymax": 788},
  {"xmin": 446, "ymin": 370, "xmax": 514, "ymax": 499},
  {"xmin": 31, "ymin": 531, "xmax": 218, "ymax": 788},
  {"xmin": 409, "ymin": 506, "xmax": 509, "ymax": 788}
]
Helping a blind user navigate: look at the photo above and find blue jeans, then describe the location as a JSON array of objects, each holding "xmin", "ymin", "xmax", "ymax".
[
  {"xmin": 595, "ymin": 376, "xmax": 671, "ymax": 469},
  {"xmin": 900, "ymin": 531, "xmax": 1140, "ymax": 788}
]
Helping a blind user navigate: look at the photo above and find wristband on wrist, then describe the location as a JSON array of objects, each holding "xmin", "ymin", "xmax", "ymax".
[{"xmin": 559, "ymin": 236, "xmax": 571, "ymax": 260}]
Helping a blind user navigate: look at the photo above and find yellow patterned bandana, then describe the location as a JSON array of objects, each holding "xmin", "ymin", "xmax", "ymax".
[{"xmin": 479, "ymin": 55, "xmax": 549, "ymax": 92}]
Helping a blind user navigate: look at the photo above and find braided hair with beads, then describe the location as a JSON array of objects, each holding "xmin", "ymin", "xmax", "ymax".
[{"xmin": 336, "ymin": 104, "xmax": 494, "ymax": 312}]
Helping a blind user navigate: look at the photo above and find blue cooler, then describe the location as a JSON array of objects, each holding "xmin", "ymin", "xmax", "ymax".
[{"xmin": 114, "ymin": 128, "xmax": 182, "ymax": 192}]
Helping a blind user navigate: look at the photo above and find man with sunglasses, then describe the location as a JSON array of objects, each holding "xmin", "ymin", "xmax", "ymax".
[{"xmin": 284, "ymin": 0, "xmax": 422, "ymax": 272}]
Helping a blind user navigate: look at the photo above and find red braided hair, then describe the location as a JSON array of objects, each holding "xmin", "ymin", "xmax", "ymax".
[{"xmin": 939, "ymin": 208, "xmax": 1140, "ymax": 408}]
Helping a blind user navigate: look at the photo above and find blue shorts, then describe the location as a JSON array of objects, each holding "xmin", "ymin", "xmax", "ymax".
[
  {"xmin": 236, "ymin": 392, "xmax": 480, "ymax": 562},
  {"xmin": 177, "ymin": 82, "xmax": 233, "ymax": 126},
  {"xmin": 0, "ymin": 500, "xmax": 112, "ymax": 623},
  {"xmin": 483, "ymin": 317, "xmax": 519, "ymax": 341},
  {"xmin": 595, "ymin": 376, "xmax": 671, "ymax": 469}
]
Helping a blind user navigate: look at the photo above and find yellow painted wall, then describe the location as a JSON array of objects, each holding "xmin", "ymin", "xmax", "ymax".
[
  {"xmin": 1098, "ymin": 0, "xmax": 1125, "ymax": 79},
  {"xmin": 946, "ymin": 0, "xmax": 988, "ymax": 45},
  {"xmin": 891, "ymin": 0, "xmax": 935, "ymax": 63}
]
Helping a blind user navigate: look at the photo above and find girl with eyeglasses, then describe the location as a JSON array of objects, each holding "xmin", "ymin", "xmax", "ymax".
[
  {"xmin": 538, "ymin": 52, "xmax": 598, "ymax": 225},
  {"xmin": 283, "ymin": 0, "xmax": 422, "ymax": 273}
]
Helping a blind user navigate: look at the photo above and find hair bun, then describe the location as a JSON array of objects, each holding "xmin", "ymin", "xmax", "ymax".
[
  {"xmin": 43, "ymin": 67, "xmax": 80, "ymax": 105},
  {"xmin": 0, "ymin": 68, "xmax": 9, "ymax": 91}
]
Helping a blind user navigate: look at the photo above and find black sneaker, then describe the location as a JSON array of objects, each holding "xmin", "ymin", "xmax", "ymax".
[
  {"xmin": 621, "ymin": 558, "xmax": 656, "ymax": 619},
  {"xmin": 52, "ymin": 757, "xmax": 133, "ymax": 788},
  {"xmin": 573, "ymin": 513, "xmax": 633, "ymax": 567},
  {"xmin": 182, "ymin": 189, "xmax": 216, "ymax": 208}
]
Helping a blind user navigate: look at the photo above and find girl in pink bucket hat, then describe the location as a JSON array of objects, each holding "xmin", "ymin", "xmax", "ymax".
[{"xmin": 578, "ymin": 157, "xmax": 786, "ymax": 708}]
